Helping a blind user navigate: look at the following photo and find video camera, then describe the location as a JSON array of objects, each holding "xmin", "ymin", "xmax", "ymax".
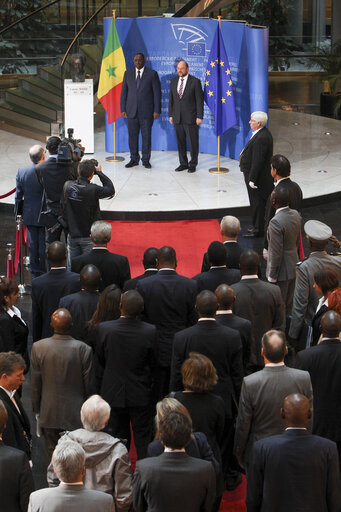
[{"xmin": 57, "ymin": 128, "xmax": 85, "ymax": 164}]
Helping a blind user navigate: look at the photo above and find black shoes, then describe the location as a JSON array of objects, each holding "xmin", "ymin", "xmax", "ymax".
[
  {"xmin": 188, "ymin": 166, "xmax": 196, "ymax": 173},
  {"xmin": 175, "ymin": 165, "xmax": 188, "ymax": 172},
  {"xmin": 143, "ymin": 162, "xmax": 151, "ymax": 169},
  {"xmin": 125, "ymin": 160, "xmax": 139, "ymax": 168}
]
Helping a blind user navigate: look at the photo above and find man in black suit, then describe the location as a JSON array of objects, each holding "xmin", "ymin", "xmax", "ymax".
[
  {"xmin": 31, "ymin": 241, "xmax": 80, "ymax": 342},
  {"xmin": 201, "ymin": 215, "xmax": 243, "ymax": 272},
  {"xmin": 215, "ymin": 284, "xmax": 251, "ymax": 374},
  {"xmin": 0, "ymin": 352, "xmax": 31, "ymax": 458},
  {"xmin": 97, "ymin": 290, "xmax": 157, "ymax": 459},
  {"xmin": 137, "ymin": 246, "xmax": 197, "ymax": 400},
  {"xmin": 240, "ymin": 111, "xmax": 273, "ymax": 237},
  {"xmin": 231, "ymin": 250, "xmax": 285, "ymax": 371},
  {"xmin": 169, "ymin": 60, "xmax": 204, "ymax": 173},
  {"xmin": 296, "ymin": 310, "xmax": 341, "ymax": 468},
  {"xmin": 193, "ymin": 241, "xmax": 240, "ymax": 292},
  {"xmin": 35, "ymin": 136, "xmax": 73, "ymax": 244},
  {"xmin": 123, "ymin": 247, "xmax": 158, "ymax": 291},
  {"xmin": 246, "ymin": 394, "xmax": 340, "ymax": 512},
  {"xmin": 121, "ymin": 52, "xmax": 161, "ymax": 169},
  {"xmin": 72, "ymin": 221, "xmax": 130, "ymax": 291},
  {"xmin": 0, "ymin": 400, "xmax": 34, "ymax": 512},
  {"xmin": 133, "ymin": 411, "xmax": 215, "ymax": 512},
  {"xmin": 59, "ymin": 264, "xmax": 100, "ymax": 341}
]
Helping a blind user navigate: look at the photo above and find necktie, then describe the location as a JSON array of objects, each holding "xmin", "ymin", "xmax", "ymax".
[
  {"xmin": 178, "ymin": 78, "xmax": 184, "ymax": 99},
  {"xmin": 136, "ymin": 70, "xmax": 141, "ymax": 89}
]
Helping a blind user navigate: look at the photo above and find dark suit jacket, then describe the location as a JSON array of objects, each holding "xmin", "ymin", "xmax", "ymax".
[
  {"xmin": 296, "ymin": 339, "xmax": 341, "ymax": 441},
  {"xmin": 59, "ymin": 290, "xmax": 100, "ymax": 341},
  {"xmin": 120, "ymin": 67, "xmax": 161, "ymax": 119},
  {"xmin": 133, "ymin": 452, "xmax": 215, "ymax": 512},
  {"xmin": 31, "ymin": 268, "xmax": 81, "ymax": 342},
  {"xmin": 71, "ymin": 248, "xmax": 131, "ymax": 291},
  {"xmin": 137, "ymin": 270, "xmax": 198, "ymax": 366},
  {"xmin": 170, "ymin": 320, "xmax": 243, "ymax": 416},
  {"xmin": 216, "ymin": 312, "xmax": 252, "ymax": 374},
  {"xmin": 0, "ymin": 310, "xmax": 29, "ymax": 362},
  {"xmin": 30, "ymin": 334, "xmax": 95, "ymax": 429},
  {"xmin": 246, "ymin": 430, "xmax": 341, "ymax": 512},
  {"xmin": 97, "ymin": 317, "xmax": 157, "ymax": 408},
  {"xmin": 0, "ymin": 388, "xmax": 31, "ymax": 457},
  {"xmin": 0, "ymin": 441, "xmax": 34, "ymax": 512},
  {"xmin": 231, "ymin": 278, "xmax": 285, "ymax": 368},
  {"xmin": 239, "ymin": 127, "xmax": 273, "ymax": 200},
  {"xmin": 168, "ymin": 74, "xmax": 204, "ymax": 124},
  {"xmin": 15, "ymin": 163, "xmax": 43, "ymax": 226},
  {"xmin": 311, "ymin": 304, "xmax": 328, "ymax": 346},
  {"xmin": 123, "ymin": 269, "xmax": 158, "ymax": 291},
  {"xmin": 264, "ymin": 177, "xmax": 303, "ymax": 249},
  {"xmin": 201, "ymin": 241, "xmax": 242, "ymax": 272},
  {"xmin": 192, "ymin": 266, "xmax": 240, "ymax": 292}
]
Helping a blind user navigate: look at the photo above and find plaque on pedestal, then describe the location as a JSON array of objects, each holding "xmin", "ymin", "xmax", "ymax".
[{"xmin": 64, "ymin": 79, "xmax": 94, "ymax": 153}]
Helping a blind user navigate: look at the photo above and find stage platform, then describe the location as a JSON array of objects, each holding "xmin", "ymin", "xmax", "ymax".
[{"xmin": 1, "ymin": 109, "xmax": 340, "ymax": 220}]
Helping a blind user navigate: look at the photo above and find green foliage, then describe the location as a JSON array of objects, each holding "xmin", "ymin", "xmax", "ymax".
[{"xmin": 308, "ymin": 40, "xmax": 341, "ymax": 95}]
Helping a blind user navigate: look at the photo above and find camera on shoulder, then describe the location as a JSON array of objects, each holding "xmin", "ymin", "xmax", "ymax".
[{"xmin": 57, "ymin": 128, "xmax": 85, "ymax": 165}]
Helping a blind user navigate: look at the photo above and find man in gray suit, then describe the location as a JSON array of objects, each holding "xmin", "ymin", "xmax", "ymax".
[
  {"xmin": 28, "ymin": 440, "xmax": 114, "ymax": 511},
  {"xmin": 288, "ymin": 220, "xmax": 341, "ymax": 350},
  {"xmin": 231, "ymin": 250, "xmax": 285, "ymax": 371},
  {"xmin": 234, "ymin": 330, "xmax": 313, "ymax": 471},
  {"xmin": 30, "ymin": 309, "xmax": 95, "ymax": 463},
  {"xmin": 266, "ymin": 187, "xmax": 301, "ymax": 315}
]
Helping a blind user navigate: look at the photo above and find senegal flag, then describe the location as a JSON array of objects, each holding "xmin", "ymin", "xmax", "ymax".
[{"xmin": 97, "ymin": 20, "xmax": 126, "ymax": 123}]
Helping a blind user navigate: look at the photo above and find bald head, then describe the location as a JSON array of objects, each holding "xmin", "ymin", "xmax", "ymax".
[
  {"xmin": 281, "ymin": 393, "xmax": 311, "ymax": 428},
  {"xmin": 320, "ymin": 310, "xmax": 341, "ymax": 339},
  {"xmin": 271, "ymin": 187, "xmax": 290, "ymax": 209},
  {"xmin": 80, "ymin": 264, "xmax": 101, "ymax": 292},
  {"xmin": 121, "ymin": 290, "xmax": 144, "ymax": 317},
  {"xmin": 29, "ymin": 144, "xmax": 45, "ymax": 164},
  {"xmin": 215, "ymin": 284, "xmax": 235, "ymax": 310},
  {"xmin": 51, "ymin": 308, "xmax": 73, "ymax": 334},
  {"xmin": 157, "ymin": 247, "xmax": 177, "ymax": 269},
  {"xmin": 239, "ymin": 249, "xmax": 260, "ymax": 276},
  {"xmin": 47, "ymin": 241, "xmax": 67, "ymax": 266},
  {"xmin": 261, "ymin": 330, "xmax": 287, "ymax": 363},
  {"xmin": 143, "ymin": 247, "xmax": 158, "ymax": 270},
  {"xmin": 196, "ymin": 290, "xmax": 218, "ymax": 318}
]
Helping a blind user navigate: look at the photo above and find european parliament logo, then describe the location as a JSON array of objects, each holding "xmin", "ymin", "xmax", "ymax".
[{"xmin": 187, "ymin": 42, "xmax": 205, "ymax": 56}]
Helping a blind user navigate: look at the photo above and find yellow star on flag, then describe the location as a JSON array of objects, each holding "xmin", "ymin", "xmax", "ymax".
[
  {"xmin": 227, "ymin": 90, "xmax": 232, "ymax": 96},
  {"xmin": 206, "ymin": 70, "xmax": 211, "ymax": 76},
  {"xmin": 225, "ymin": 69, "xmax": 231, "ymax": 75},
  {"xmin": 221, "ymin": 97, "xmax": 226, "ymax": 103},
  {"xmin": 228, "ymin": 79, "xmax": 233, "ymax": 86},
  {"xmin": 220, "ymin": 61, "xmax": 224, "ymax": 66},
  {"xmin": 208, "ymin": 91, "xmax": 214, "ymax": 97},
  {"xmin": 210, "ymin": 61, "xmax": 215, "ymax": 67},
  {"xmin": 205, "ymin": 80, "xmax": 209, "ymax": 86}
]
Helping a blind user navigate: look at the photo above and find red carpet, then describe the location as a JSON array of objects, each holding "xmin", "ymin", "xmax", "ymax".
[{"xmin": 107, "ymin": 219, "xmax": 221, "ymax": 278}]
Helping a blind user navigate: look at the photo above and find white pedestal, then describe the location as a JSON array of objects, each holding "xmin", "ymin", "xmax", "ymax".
[{"xmin": 64, "ymin": 79, "xmax": 94, "ymax": 154}]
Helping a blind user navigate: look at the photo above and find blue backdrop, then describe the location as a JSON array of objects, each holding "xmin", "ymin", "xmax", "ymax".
[{"xmin": 103, "ymin": 17, "xmax": 268, "ymax": 159}]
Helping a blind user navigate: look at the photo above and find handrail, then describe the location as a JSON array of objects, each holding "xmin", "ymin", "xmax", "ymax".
[
  {"xmin": 0, "ymin": 0, "xmax": 61, "ymax": 35},
  {"xmin": 60, "ymin": 0, "xmax": 111, "ymax": 67}
]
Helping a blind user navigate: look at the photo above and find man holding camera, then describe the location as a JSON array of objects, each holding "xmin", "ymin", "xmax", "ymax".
[{"xmin": 62, "ymin": 159, "xmax": 115, "ymax": 263}]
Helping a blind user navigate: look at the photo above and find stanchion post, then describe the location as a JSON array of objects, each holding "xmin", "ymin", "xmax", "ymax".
[
  {"xmin": 6, "ymin": 243, "xmax": 14, "ymax": 279},
  {"xmin": 15, "ymin": 216, "xmax": 29, "ymax": 295}
]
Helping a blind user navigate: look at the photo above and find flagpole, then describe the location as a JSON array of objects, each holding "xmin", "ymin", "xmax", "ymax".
[
  {"xmin": 106, "ymin": 9, "xmax": 124, "ymax": 162},
  {"xmin": 209, "ymin": 16, "xmax": 229, "ymax": 175}
]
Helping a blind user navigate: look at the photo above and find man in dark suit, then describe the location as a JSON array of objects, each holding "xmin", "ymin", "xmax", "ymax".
[
  {"xmin": 0, "ymin": 352, "xmax": 31, "ymax": 459},
  {"xmin": 59, "ymin": 264, "xmax": 100, "ymax": 341},
  {"xmin": 193, "ymin": 241, "xmax": 240, "ymax": 292},
  {"xmin": 240, "ymin": 111, "xmax": 273, "ymax": 237},
  {"xmin": 215, "ymin": 284, "xmax": 251, "ymax": 374},
  {"xmin": 123, "ymin": 247, "xmax": 158, "ymax": 291},
  {"xmin": 263, "ymin": 154, "xmax": 303, "ymax": 252},
  {"xmin": 137, "ymin": 246, "xmax": 197, "ymax": 400},
  {"xmin": 296, "ymin": 310, "xmax": 341, "ymax": 468},
  {"xmin": 133, "ymin": 411, "xmax": 215, "ymax": 512},
  {"xmin": 120, "ymin": 52, "xmax": 161, "ymax": 169},
  {"xmin": 15, "ymin": 144, "xmax": 46, "ymax": 277},
  {"xmin": 234, "ymin": 330, "xmax": 312, "ymax": 471},
  {"xmin": 35, "ymin": 136, "xmax": 73, "ymax": 244},
  {"xmin": 31, "ymin": 241, "xmax": 80, "ymax": 342},
  {"xmin": 201, "ymin": 215, "xmax": 243, "ymax": 272},
  {"xmin": 0, "ymin": 400, "xmax": 34, "ymax": 512},
  {"xmin": 97, "ymin": 290, "xmax": 157, "ymax": 459},
  {"xmin": 30, "ymin": 309, "xmax": 95, "ymax": 463},
  {"xmin": 72, "ymin": 221, "xmax": 130, "ymax": 291},
  {"xmin": 246, "ymin": 393, "xmax": 340, "ymax": 512},
  {"xmin": 169, "ymin": 60, "xmax": 204, "ymax": 173},
  {"xmin": 231, "ymin": 250, "xmax": 285, "ymax": 371}
]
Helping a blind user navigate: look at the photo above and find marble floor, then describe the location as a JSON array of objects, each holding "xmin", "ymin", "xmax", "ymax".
[{"xmin": 0, "ymin": 109, "xmax": 340, "ymax": 216}]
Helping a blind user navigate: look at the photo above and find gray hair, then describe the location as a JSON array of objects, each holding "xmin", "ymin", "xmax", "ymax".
[
  {"xmin": 29, "ymin": 144, "xmax": 44, "ymax": 164},
  {"xmin": 220, "ymin": 215, "xmax": 240, "ymax": 237},
  {"xmin": 80, "ymin": 395, "xmax": 111, "ymax": 432},
  {"xmin": 90, "ymin": 221, "xmax": 112, "ymax": 244},
  {"xmin": 251, "ymin": 111, "xmax": 268, "ymax": 127},
  {"xmin": 52, "ymin": 440, "xmax": 85, "ymax": 483}
]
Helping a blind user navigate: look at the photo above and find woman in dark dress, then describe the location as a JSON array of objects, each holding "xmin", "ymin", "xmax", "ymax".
[{"xmin": 311, "ymin": 268, "xmax": 339, "ymax": 345}]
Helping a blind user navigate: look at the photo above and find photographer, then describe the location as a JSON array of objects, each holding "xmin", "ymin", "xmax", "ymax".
[{"xmin": 62, "ymin": 159, "xmax": 115, "ymax": 263}]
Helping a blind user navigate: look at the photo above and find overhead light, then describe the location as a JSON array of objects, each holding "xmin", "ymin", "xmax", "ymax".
[
  {"xmin": 324, "ymin": 132, "xmax": 332, "ymax": 135},
  {"xmin": 317, "ymin": 170, "xmax": 327, "ymax": 173},
  {"xmin": 292, "ymin": 122, "xmax": 300, "ymax": 125}
]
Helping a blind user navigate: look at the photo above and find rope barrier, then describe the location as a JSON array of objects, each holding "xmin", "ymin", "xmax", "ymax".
[{"xmin": 0, "ymin": 187, "xmax": 16, "ymax": 199}]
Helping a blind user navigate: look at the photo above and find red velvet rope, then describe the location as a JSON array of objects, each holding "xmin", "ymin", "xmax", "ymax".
[
  {"xmin": 0, "ymin": 187, "xmax": 16, "ymax": 199},
  {"xmin": 14, "ymin": 229, "xmax": 20, "ymax": 273}
]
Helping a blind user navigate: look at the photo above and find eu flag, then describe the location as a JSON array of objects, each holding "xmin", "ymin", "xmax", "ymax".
[{"xmin": 204, "ymin": 26, "xmax": 237, "ymax": 136}]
